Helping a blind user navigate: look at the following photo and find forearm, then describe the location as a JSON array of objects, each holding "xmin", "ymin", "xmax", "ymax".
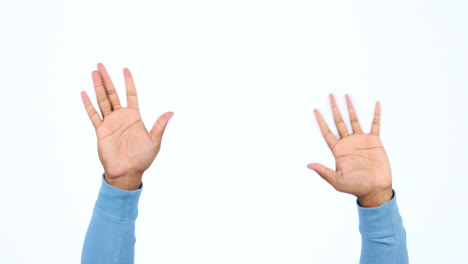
[
  {"xmin": 81, "ymin": 173, "xmax": 142, "ymax": 264},
  {"xmin": 358, "ymin": 190, "xmax": 408, "ymax": 264}
]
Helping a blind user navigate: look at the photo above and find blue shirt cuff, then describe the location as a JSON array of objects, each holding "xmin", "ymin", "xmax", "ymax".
[
  {"xmin": 357, "ymin": 190, "xmax": 403, "ymax": 238},
  {"xmin": 95, "ymin": 173, "xmax": 143, "ymax": 220}
]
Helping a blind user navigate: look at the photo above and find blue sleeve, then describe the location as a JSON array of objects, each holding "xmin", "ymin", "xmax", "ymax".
[
  {"xmin": 81, "ymin": 173, "xmax": 142, "ymax": 264},
  {"xmin": 357, "ymin": 190, "xmax": 409, "ymax": 264}
]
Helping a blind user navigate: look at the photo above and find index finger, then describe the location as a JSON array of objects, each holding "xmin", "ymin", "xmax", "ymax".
[
  {"xmin": 314, "ymin": 109, "xmax": 339, "ymax": 151},
  {"xmin": 81, "ymin": 91, "xmax": 103, "ymax": 129},
  {"xmin": 124, "ymin": 68, "xmax": 139, "ymax": 110}
]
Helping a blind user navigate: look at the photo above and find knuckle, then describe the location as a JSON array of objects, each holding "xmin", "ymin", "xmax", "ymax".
[
  {"xmin": 336, "ymin": 119, "xmax": 345, "ymax": 125},
  {"xmin": 107, "ymin": 89, "xmax": 117, "ymax": 95},
  {"xmin": 157, "ymin": 120, "xmax": 164, "ymax": 129},
  {"xmin": 97, "ymin": 95, "xmax": 108, "ymax": 103},
  {"xmin": 90, "ymin": 111, "xmax": 99, "ymax": 118},
  {"xmin": 330, "ymin": 142, "xmax": 339, "ymax": 152}
]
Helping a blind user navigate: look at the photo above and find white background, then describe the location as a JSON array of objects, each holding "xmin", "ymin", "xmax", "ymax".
[{"xmin": 1, "ymin": 0, "xmax": 467, "ymax": 263}]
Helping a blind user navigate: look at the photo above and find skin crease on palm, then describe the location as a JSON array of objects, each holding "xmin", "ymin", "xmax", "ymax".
[
  {"xmin": 81, "ymin": 63, "xmax": 392, "ymax": 206},
  {"xmin": 80, "ymin": 63, "xmax": 174, "ymax": 191}
]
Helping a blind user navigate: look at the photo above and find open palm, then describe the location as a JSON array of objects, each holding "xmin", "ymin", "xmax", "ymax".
[
  {"xmin": 308, "ymin": 94, "xmax": 393, "ymax": 207},
  {"xmin": 81, "ymin": 63, "xmax": 173, "ymax": 190}
]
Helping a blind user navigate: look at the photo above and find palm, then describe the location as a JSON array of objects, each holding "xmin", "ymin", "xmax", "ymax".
[
  {"xmin": 331, "ymin": 134, "xmax": 391, "ymax": 197},
  {"xmin": 81, "ymin": 63, "xmax": 173, "ymax": 190},
  {"xmin": 96, "ymin": 108, "xmax": 158, "ymax": 178},
  {"xmin": 308, "ymin": 94, "xmax": 392, "ymax": 206}
]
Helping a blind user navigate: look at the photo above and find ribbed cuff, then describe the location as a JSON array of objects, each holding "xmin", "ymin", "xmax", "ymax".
[
  {"xmin": 357, "ymin": 190, "xmax": 402, "ymax": 238},
  {"xmin": 95, "ymin": 173, "xmax": 143, "ymax": 220}
]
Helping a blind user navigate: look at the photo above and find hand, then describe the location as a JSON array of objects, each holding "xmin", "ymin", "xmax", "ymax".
[
  {"xmin": 307, "ymin": 94, "xmax": 392, "ymax": 207},
  {"xmin": 80, "ymin": 63, "xmax": 174, "ymax": 190}
]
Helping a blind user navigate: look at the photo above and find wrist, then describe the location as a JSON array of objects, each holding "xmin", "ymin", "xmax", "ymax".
[
  {"xmin": 357, "ymin": 188, "xmax": 393, "ymax": 208},
  {"xmin": 104, "ymin": 171, "xmax": 143, "ymax": 191}
]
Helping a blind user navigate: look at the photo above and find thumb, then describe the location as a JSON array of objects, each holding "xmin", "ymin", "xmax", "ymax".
[
  {"xmin": 150, "ymin": 111, "xmax": 174, "ymax": 144},
  {"xmin": 307, "ymin": 163, "xmax": 339, "ymax": 188}
]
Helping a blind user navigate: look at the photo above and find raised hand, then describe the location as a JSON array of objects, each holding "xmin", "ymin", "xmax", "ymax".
[
  {"xmin": 307, "ymin": 94, "xmax": 393, "ymax": 207},
  {"xmin": 80, "ymin": 63, "xmax": 173, "ymax": 190}
]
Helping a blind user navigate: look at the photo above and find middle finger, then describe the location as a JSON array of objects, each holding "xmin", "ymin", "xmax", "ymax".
[{"xmin": 330, "ymin": 94, "xmax": 350, "ymax": 138}]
